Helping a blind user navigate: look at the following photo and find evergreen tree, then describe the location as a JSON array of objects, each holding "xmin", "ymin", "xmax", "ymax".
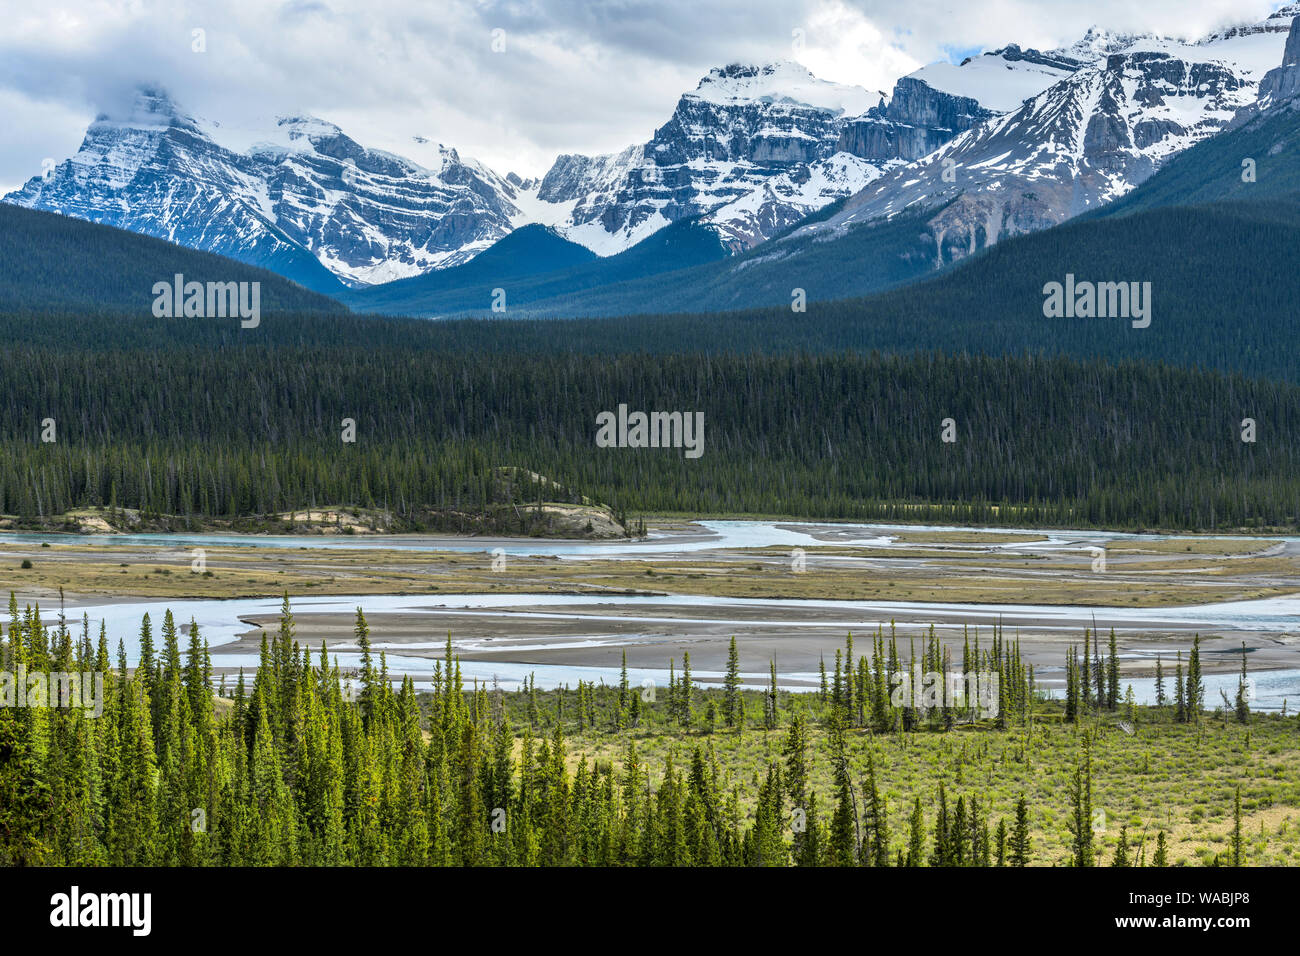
[
  {"xmin": 1009, "ymin": 795, "xmax": 1031, "ymax": 867},
  {"xmin": 1187, "ymin": 636, "xmax": 1204, "ymax": 720},
  {"xmin": 1235, "ymin": 643, "xmax": 1250, "ymax": 724},
  {"xmin": 680, "ymin": 653, "xmax": 693, "ymax": 729},
  {"xmin": 723, "ymin": 637, "xmax": 740, "ymax": 729},
  {"xmin": 906, "ymin": 797, "xmax": 925, "ymax": 867},
  {"xmin": 1067, "ymin": 743, "xmax": 1095, "ymax": 868},
  {"xmin": 1231, "ymin": 787, "xmax": 1244, "ymax": 867},
  {"xmin": 1106, "ymin": 628, "xmax": 1119, "ymax": 710},
  {"xmin": 616, "ymin": 650, "xmax": 629, "ymax": 732},
  {"xmin": 1174, "ymin": 653, "xmax": 1186, "ymax": 723},
  {"xmin": 1111, "ymin": 825, "xmax": 1130, "ymax": 866},
  {"xmin": 765, "ymin": 660, "xmax": 778, "ymax": 731}
]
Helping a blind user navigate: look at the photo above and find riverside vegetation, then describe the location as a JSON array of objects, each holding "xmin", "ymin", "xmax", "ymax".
[{"xmin": 2, "ymin": 597, "xmax": 1295, "ymax": 867}]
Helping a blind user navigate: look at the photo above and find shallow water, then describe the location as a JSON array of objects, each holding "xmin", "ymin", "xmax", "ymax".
[
  {"xmin": 34, "ymin": 587, "xmax": 1300, "ymax": 708},
  {"xmin": 2, "ymin": 517, "xmax": 1291, "ymax": 557},
  {"xmin": 15, "ymin": 519, "xmax": 1299, "ymax": 709}
]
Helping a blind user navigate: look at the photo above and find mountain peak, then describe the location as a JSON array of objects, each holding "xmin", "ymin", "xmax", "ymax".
[
  {"xmin": 688, "ymin": 60, "xmax": 882, "ymax": 115},
  {"xmin": 908, "ymin": 45, "xmax": 1079, "ymax": 114},
  {"xmin": 699, "ymin": 60, "xmax": 812, "ymax": 85},
  {"xmin": 91, "ymin": 85, "xmax": 198, "ymax": 133},
  {"xmin": 1051, "ymin": 26, "xmax": 1162, "ymax": 63},
  {"xmin": 226, "ymin": 113, "xmax": 349, "ymax": 159},
  {"xmin": 276, "ymin": 115, "xmax": 343, "ymax": 138}
]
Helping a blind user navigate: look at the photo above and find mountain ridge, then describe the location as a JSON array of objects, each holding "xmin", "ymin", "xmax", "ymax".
[
  {"xmin": 2, "ymin": 23, "xmax": 1153, "ymax": 287},
  {"xmin": 7, "ymin": 3, "xmax": 1299, "ymax": 300}
]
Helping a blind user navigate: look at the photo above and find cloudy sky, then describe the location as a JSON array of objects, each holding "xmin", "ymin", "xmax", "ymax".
[{"xmin": 0, "ymin": 0, "xmax": 1291, "ymax": 193}]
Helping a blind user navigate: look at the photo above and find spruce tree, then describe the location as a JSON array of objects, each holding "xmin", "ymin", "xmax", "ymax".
[
  {"xmin": 1231, "ymin": 787, "xmax": 1244, "ymax": 867},
  {"xmin": 616, "ymin": 650, "xmax": 629, "ymax": 731},
  {"xmin": 1111, "ymin": 825, "xmax": 1129, "ymax": 866},
  {"xmin": 1067, "ymin": 743, "xmax": 1095, "ymax": 868},
  {"xmin": 1106, "ymin": 628, "xmax": 1119, "ymax": 710},
  {"xmin": 906, "ymin": 797, "xmax": 925, "ymax": 867},
  {"xmin": 1235, "ymin": 642, "xmax": 1250, "ymax": 724},
  {"xmin": 723, "ymin": 636, "xmax": 740, "ymax": 729},
  {"xmin": 1187, "ymin": 636, "xmax": 1204, "ymax": 719},
  {"xmin": 1081, "ymin": 628, "xmax": 1091, "ymax": 711},
  {"xmin": 1174, "ymin": 653, "xmax": 1186, "ymax": 723},
  {"xmin": 680, "ymin": 653, "xmax": 693, "ymax": 729},
  {"xmin": 765, "ymin": 660, "xmax": 778, "ymax": 731},
  {"xmin": 1009, "ymin": 795, "xmax": 1031, "ymax": 867}
]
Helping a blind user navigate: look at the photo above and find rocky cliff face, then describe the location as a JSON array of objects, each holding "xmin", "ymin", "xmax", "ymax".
[
  {"xmin": 530, "ymin": 62, "xmax": 890, "ymax": 253},
  {"xmin": 652, "ymin": 63, "xmax": 869, "ymax": 165},
  {"xmin": 836, "ymin": 77, "xmax": 994, "ymax": 163},
  {"xmin": 1256, "ymin": 15, "xmax": 1300, "ymax": 107},
  {"xmin": 699, "ymin": 152, "xmax": 897, "ymax": 251}
]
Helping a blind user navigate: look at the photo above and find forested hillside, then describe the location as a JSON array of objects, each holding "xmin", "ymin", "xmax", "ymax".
[
  {"xmin": 350, "ymin": 198, "xmax": 1300, "ymax": 386},
  {"xmin": 344, "ymin": 217, "xmax": 728, "ymax": 316},
  {"xmin": 1, "ymin": 312, "xmax": 1298, "ymax": 530},
  {"xmin": 0, "ymin": 205, "xmax": 347, "ymax": 315},
  {"xmin": 1091, "ymin": 98, "xmax": 1300, "ymax": 218},
  {"xmin": 456, "ymin": 196, "xmax": 1300, "ymax": 379}
]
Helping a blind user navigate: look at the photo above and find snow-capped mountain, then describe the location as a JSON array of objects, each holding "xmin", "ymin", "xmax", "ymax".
[
  {"xmin": 526, "ymin": 62, "xmax": 888, "ymax": 254},
  {"xmin": 788, "ymin": 4, "xmax": 1298, "ymax": 268},
  {"xmin": 4, "ymin": 88, "xmax": 529, "ymax": 289},
  {"xmin": 529, "ymin": 50, "xmax": 1095, "ymax": 256},
  {"xmin": 6, "ymin": 63, "xmax": 936, "ymax": 278},
  {"xmin": 8, "ymin": 4, "xmax": 1298, "ymax": 293}
]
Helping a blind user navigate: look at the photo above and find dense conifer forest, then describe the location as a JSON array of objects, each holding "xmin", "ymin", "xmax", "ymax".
[{"xmin": 0, "ymin": 311, "xmax": 1298, "ymax": 531}]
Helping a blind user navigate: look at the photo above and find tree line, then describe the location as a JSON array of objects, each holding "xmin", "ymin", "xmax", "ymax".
[{"xmin": 1, "ymin": 320, "xmax": 1299, "ymax": 530}]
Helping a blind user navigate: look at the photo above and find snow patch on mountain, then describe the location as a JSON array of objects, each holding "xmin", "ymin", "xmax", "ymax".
[
  {"xmin": 702, "ymin": 152, "xmax": 899, "ymax": 250},
  {"xmin": 688, "ymin": 61, "xmax": 885, "ymax": 115},
  {"xmin": 908, "ymin": 50, "xmax": 1076, "ymax": 112}
]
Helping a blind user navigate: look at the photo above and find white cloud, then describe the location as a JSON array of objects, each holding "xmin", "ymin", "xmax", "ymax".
[
  {"xmin": 794, "ymin": 1, "xmax": 922, "ymax": 93},
  {"xmin": 0, "ymin": 0, "xmax": 1291, "ymax": 192}
]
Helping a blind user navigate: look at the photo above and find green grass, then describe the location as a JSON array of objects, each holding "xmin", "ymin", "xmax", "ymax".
[{"xmin": 503, "ymin": 687, "xmax": 1300, "ymax": 866}]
